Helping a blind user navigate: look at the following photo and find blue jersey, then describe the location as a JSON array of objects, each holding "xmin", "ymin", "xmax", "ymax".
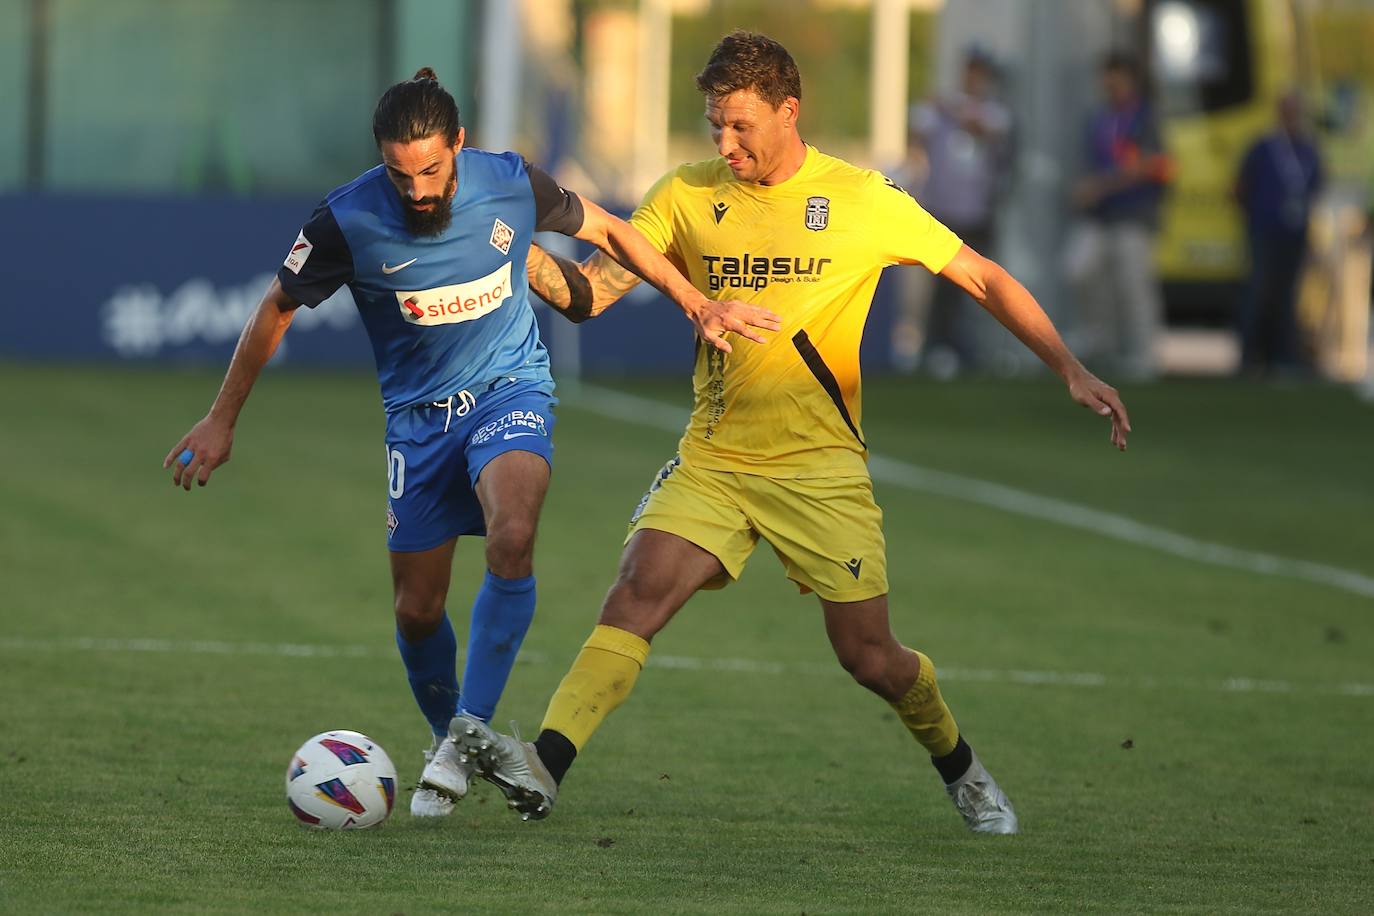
[{"xmin": 277, "ymin": 149, "xmax": 584, "ymax": 411}]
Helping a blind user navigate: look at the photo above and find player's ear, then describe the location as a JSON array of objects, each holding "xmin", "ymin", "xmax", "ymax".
[
  {"xmin": 780, "ymin": 97, "xmax": 800, "ymax": 128},
  {"xmin": 452, "ymin": 127, "xmax": 466, "ymax": 155}
]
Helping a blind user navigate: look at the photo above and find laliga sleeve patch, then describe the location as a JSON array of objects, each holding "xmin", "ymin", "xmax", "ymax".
[{"xmin": 284, "ymin": 231, "xmax": 313, "ymax": 274}]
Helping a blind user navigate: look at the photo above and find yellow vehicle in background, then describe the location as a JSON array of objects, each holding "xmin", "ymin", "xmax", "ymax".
[
  {"xmin": 1146, "ymin": 0, "xmax": 1373, "ymax": 377},
  {"xmin": 1147, "ymin": 0, "xmax": 1300, "ymax": 284}
]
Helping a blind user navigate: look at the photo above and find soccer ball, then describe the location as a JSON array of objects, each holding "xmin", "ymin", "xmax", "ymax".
[{"xmin": 285, "ymin": 730, "xmax": 398, "ymax": 829}]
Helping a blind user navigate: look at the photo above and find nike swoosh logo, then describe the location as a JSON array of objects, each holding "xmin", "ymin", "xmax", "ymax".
[
  {"xmin": 503, "ymin": 431, "xmax": 541, "ymax": 440},
  {"xmin": 381, "ymin": 258, "xmax": 418, "ymax": 274}
]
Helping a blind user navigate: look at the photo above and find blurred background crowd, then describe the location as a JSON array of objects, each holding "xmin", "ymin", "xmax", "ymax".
[{"xmin": 3, "ymin": 0, "xmax": 1372, "ymax": 393}]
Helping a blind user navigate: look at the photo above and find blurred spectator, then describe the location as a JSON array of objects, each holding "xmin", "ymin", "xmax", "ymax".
[
  {"xmin": 886, "ymin": 118, "xmax": 933, "ymax": 374},
  {"xmin": 1234, "ymin": 92, "xmax": 1324, "ymax": 376},
  {"xmin": 1063, "ymin": 51, "xmax": 1171, "ymax": 381},
  {"xmin": 892, "ymin": 48, "xmax": 1012, "ymax": 378}
]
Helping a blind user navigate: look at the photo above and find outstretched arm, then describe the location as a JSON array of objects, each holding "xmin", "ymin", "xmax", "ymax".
[
  {"xmin": 938, "ymin": 244, "xmax": 1132, "ymax": 451},
  {"xmin": 162, "ymin": 278, "xmax": 300, "ymax": 489},
  {"xmin": 567, "ymin": 197, "xmax": 781, "ymax": 353},
  {"xmin": 526, "ymin": 244, "xmax": 638, "ymax": 323}
]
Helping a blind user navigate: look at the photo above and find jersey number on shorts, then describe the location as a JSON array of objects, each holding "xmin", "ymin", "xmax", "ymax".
[{"xmin": 387, "ymin": 448, "xmax": 406, "ymax": 499}]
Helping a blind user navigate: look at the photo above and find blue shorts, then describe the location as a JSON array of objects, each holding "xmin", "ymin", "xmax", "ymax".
[{"xmin": 383, "ymin": 379, "xmax": 557, "ymax": 552}]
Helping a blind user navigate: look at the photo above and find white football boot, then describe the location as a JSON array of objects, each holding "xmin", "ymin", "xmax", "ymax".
[
  {"xmin": 945, "ymin": 751, "xmax": 1019, "ymax": 834},
  {"xmin": 411, "ymin": 737, "xmax": 455, "ymax": 817},
  {"xmin": 451, "ymin": 713, "xmax": 558, "ymax": 821},
  {"xmin": 414, "ymin": 732, "xmax": 473, "ymax": 813}
]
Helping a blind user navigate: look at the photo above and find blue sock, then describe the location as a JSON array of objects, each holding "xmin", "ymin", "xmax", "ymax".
[
  {"xmin": 395, "ymin": 612, "xmax": 460, "ymax": 736},
  {"xmin": 458, "ymin": 571, "xmax": 536, "ymax": 722}
]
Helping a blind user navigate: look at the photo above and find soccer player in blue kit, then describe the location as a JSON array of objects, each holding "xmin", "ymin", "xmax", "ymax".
[{"xmin": 163, "ymin": 68, "xmax": 780, "ymax": 818}]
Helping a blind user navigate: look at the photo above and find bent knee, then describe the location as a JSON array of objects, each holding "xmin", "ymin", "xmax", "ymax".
[
  {"xmin": 835, "ymin": 644, "xmax": 901, "ymax": 696},
  {"xmin": 484, "ymin": 521, "xmax": 537, "ymax": 578},
  {"xmin": 598, "ymin": 572, "xmax": 679, "ymax": 640},
  {"xmin": 394, "ymin": 591, "xmax": 446, "ymax": 640}
]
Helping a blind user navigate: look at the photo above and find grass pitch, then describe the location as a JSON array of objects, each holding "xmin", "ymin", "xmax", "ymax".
[{"xmin": 1, "ymin": 364, "xmax": 1371, "ymax": 914}]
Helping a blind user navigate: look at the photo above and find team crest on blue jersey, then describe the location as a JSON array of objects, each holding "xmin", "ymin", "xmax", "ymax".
[
  {"xmin": 386, "ymin": 503, "xmax": 399, "ymax": 539},
  {"xmin": 490, "ymin": 218, "xmax": 515, "ymax": 255},
  {"xmin": 805, "ymin": 197, "xmax": 830, "ymax": 231}
]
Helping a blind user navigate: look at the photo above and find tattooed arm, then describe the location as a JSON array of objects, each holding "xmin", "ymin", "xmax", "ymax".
[
  {"xmin": 526, "ymin": 245, "xmax": 643, "ymax": 323},
  {"xmin": 528, "ymin": 242, "xmax": 780, "ymax": 352}
]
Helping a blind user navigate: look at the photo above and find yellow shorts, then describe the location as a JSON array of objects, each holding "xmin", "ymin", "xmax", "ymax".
[{"xmin": 627, "ymin": 456, "xmax": 888, "ymax": 602}]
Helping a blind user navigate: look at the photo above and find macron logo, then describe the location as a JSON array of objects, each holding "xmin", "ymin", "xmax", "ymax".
[
  {"xmin": 283, "ymin": 232, "xmax": 313, "ymax": 275},
  {"xmin": 395, "ymin": 261, "xmax": 513, "ymax": 326}
]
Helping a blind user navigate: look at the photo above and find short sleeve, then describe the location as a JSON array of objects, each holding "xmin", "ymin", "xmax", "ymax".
[
  {"xmin": 627, "ymin": 169, "xmax": 676, "ymax": 257},
  {"xmin": 869, "ymin": 174, "xmax": 963, "ymax": 272},
  {"xmin": 523, "ymin": 159, "xmax": 586, "ymax": 235},
  {"xmin": 276, "ymin": 203, "xmax": 354, "ymax": 308}
]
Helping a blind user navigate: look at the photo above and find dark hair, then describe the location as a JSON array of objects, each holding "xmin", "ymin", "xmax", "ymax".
[
  {"xmin": 1102, "ymin": 50, "xmax": 1140, "ymax": 80},
  {"xmin": 695, "ymin": 30, "xmax": 801, "ymax": 108},
  {"xmin": 964, "ymin": 45, "xmax": 998, "ymax": 77},
  {"xmin": 372, "ymin": 67, "xmax": 462, "ymax": 147}
]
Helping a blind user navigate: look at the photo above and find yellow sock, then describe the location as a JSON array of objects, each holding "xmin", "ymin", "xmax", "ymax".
[
  {"xmin": 540, "ymin": 624, "xmax": 651, "ymax": 751},
  {"xmin": 889, "ymin": 650, "xmax": 960, "ymax": 757}
]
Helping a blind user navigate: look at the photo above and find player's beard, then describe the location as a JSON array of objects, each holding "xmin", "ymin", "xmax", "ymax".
[{"xmin": 401, "ymin": 171, "xmax": 457, "ymax": 237}]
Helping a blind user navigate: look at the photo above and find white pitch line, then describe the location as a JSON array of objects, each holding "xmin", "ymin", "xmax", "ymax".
[
  {"xmin": 567, "ymin": 383, "xmax": 1374, "ymax": 602},
  {"xmin": 3, "ymin": 636, "xmax": 1370, "ymax": 699}
]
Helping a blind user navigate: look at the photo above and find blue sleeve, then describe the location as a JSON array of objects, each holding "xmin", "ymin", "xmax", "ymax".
[
  {"xmin": 276, "ymin": 202, "xmax": 355, "ymax": 308},
  {"xmin": 521, "ymin": 157, "xmax": 586, "ymax": 235}
]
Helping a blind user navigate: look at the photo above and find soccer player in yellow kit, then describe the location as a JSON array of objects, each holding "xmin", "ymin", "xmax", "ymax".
[{"xmin": 452, "ymin": 31, "xmax": 1131, "ymax": 833}]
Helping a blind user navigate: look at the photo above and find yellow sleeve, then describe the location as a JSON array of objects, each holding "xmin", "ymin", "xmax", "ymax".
[
  {"xmin": 627, "ymin": 169, "xmax": 677, "ymax": 258},
  {"xmin": 868, "ymin": 173, "xmax": 963, "ymax": 272}
]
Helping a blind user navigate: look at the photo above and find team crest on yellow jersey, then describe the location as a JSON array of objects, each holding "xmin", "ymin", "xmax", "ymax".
[{"xmin": 805, "ymin": 196, "xmax": 830, "ymax": 231}]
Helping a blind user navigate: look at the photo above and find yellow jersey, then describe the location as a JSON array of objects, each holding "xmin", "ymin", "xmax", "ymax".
[{"xmin": 629, "ymin": 144, "xmax": 963, "ymax": 478}]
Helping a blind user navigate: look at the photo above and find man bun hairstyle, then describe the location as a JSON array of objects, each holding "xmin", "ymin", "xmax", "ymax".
[
  {"xmin": 372, "ymin": 67, "xmax": 462, "ymax": 147},
  {"xmin": 695, "ymin": 30, "xmax": 801, "ymax": 109}
]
